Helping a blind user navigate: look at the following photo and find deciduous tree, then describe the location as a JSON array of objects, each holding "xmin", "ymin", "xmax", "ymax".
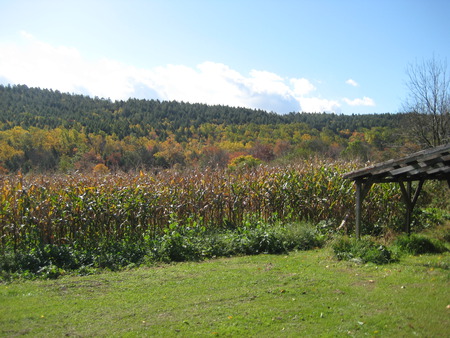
[{"xmin": 402, "ymin": 57, "xmax": 450, "ymax": 148}]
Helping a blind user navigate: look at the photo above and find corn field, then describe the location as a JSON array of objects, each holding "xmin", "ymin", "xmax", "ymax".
[{"xmin": 0, "ymin": 161, "xmax": 405, "ymax": 251}]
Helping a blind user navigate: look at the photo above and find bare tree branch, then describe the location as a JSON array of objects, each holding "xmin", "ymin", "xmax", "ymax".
[{"xmin": 402, "ymin": 57, "xmax": 450, "ymax": 148}]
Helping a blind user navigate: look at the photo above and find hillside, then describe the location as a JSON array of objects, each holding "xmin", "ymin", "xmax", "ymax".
[
  {"xmin": 0, "ymin": 84, "xmax": 401, "ymax": 135},
  {"xmin": 0, "ymin": 84, "xmax": 408, "ymax": 173}
]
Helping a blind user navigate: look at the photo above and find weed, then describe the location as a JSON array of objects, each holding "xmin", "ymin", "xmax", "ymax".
[
  {"xmin": 331, "ymin": 235, "xmax": 394, "ymax": 264},
  {"xmin": 37, "ymin": 263, "xmax": 65, "ymax": 279},
  {"xmin": 394, "ymin": 233, "xmax": 448, "ymax": 255},
  {"xmin": 412, "ymin": 208, "xmax": 450, "ymax": 231},
  {"xmin": 0, "ymin": 221, "xmax": 327, "ymax": 280}
]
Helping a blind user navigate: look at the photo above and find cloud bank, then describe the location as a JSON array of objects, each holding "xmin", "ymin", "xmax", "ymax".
[{"xmin": 0, "ymin": 33, "xmax": 375, "ymax": 114}]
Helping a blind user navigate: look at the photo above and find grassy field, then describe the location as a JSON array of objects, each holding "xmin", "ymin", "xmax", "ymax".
[{"xmin": 1, "ymin": 247, "xmax": 448, "ymax": 337}]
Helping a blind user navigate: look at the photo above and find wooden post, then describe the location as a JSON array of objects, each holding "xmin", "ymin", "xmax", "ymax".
[
  {"xmin": 355, "ymin": 181, "xmax": 362, "ymax": 239},
  {"xmin": 405, "ymin": 181, "xmax": 412, "ymax": 234},
  {"xmin": 354, "ymin": 179, "xmax": 373, "ymax": 239},
  {"xmin": 399, "ymin": 179, "xmax": 425, "ymax": 235}
]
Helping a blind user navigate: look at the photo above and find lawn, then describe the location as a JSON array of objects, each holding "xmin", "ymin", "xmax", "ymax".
[{"xmin": 1, "ymin": 248, "xmax": 449, "ymax": 337}]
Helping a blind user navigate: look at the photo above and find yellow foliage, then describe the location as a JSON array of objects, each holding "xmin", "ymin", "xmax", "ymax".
[
  {"xmin": 93, "ymin": 163, "xmax": 109, "ymax": 174},
  {"xmin": 301, "ymin": 133, "xmax": 312, "ymax": 141},
  {"xmin": 217, "ymin": 140, "xmax": 249, "ymax": 152},
  {"xmin": 228, "ymin": 155, "xmax": 261, "ymax": 170},
  {"xmin": 0, "ymin": 141, "xmax": 24, "ymax": 161}
]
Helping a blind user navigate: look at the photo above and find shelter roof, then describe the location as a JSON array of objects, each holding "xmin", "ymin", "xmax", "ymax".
[{"xmin": 343, "ymin": 143, "xmax": 450, "ymax": 183}]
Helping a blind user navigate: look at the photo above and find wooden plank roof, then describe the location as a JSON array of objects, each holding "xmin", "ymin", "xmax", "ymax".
[{"xmin": 343, "ymin": 143, "xmax": 450, "ymax": 183}]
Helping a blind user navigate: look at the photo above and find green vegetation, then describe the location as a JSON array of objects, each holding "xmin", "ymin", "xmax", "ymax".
[
  {"xmin": 0, "ymin": 221, "xmax": 326, "ymax": 280},
  {"xmin": 1, "ymin": 246, "xmax": 449, "ymax": 337},
  {"xmin": 0, "ymin": 163, "xmax": 395, "ymax": 279},
  {"xmin": 1, "ymin": 160, "xmax": 448, "ymax": 280},
  {"xmin": 393, "ymin": 233, "xmax": 448, "ymax": 255},
  {"xmin": 331, "ymin": 222, "xmax": 450, "ymax": 265},
  {"xmin": 0, "ymin": 84, "xmax": 449, "ymax": 335},
  {"xmin": 331, "ymin": 236, "xmax": 394, "ymax": 265}
]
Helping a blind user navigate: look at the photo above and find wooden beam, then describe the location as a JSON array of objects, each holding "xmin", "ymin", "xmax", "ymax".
[
  {"xmin": 399, "ymin": 179, "xmax": 425, "ymax": 234},
  {"xmin": 389, "ymin": 165, "xmax": 416, "ymax": 176},
  {"xmin": 355, "ymin": 179, "xmax": 373, "ymax": 239},
  {"xmin": 355, "ymin": 181, "xmax": 362, "ymax": 239},
  {"xmin": 411, "ymin": 180, "xmax": 424, "ymax": 209}
]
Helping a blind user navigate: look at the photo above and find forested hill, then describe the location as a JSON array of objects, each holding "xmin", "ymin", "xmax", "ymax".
[
  {"xmin": 0, "ymin": 84, "xmax": 408, "ymax": 173},
  {"xmin": 0, "ymin": 84, "xmax": 401, "ymax": 138}
]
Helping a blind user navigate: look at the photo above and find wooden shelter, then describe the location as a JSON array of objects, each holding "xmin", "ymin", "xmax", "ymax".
[{"xmin": 343, "ymin": 143, "xmax": 450, "ymax": 238}]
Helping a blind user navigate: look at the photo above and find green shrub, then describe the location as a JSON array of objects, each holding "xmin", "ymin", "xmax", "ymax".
[
  {"xmin": 331, "ymin": 236, "xmax": 353, "ymax": 261},
  {"xmin": 280, "ymin": 222, "xmax": 325, "ymax": 251},
  {"xmin": 362, "ymin": 245, "xmax": 393, "ymax": 265},
  {"xmin": 0, "ymin": 249, "xmax": 70, "ymax": 279},
  {"xmin": 0, "ymin": 221, "xmax": 342, "ymax": 281},
  {"xmin": 394, "ymin": 234, "xmax": 447, "ymax": 255},
  {"xmin": 412, "ymin": 208, "xmax": 450, "ymax": 231},
  {"xmin": 247, "ymin": 227, "xmax": 286, "ymax": 254},
  {"xmin": 154, "ymin": 232, "xmax": 201, "ymax": 262},
  {"xmin": 331, "ymin": 236, "xmax": 394, "ymax": 264},
  {"xmin": 37, "ymin": 263, "xmax": 65, "ymax": 279}
]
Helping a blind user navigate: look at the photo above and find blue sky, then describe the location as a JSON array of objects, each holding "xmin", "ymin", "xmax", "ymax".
[{"xmin": 0, "ymin": 0, "xmax": 449, "ymax": 114}]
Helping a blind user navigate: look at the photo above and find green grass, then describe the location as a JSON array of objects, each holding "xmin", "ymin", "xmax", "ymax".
[{"xmin": 1, "ymin": 248, "xmax": 449, "ymax": 337}]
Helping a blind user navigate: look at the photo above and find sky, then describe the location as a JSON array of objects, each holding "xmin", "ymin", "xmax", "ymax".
[{"xmin": 0, "ymin": 0, "xmax": 449, "ymax": 115}]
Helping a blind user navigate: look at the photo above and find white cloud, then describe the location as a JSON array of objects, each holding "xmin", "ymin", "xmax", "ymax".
[
  {"xmin": 247, "ymin": 70, "xmax": 292, "ymax": 98},
  {"xmin": 343, "ymin": 96, "xmax": 375, "ymax": 106},
  {"xmin": 299, "ymin": 97, "xmax": 341, "ymax": 113},
  {"xmin": 142, "ymin": 62, "xmax": 248, "ymax": 108},
  {"xmin": 290, "ymin": 78, "xmax": 316, "ymax": 96},
  {"xmin": 0, "ymin": 33, "xmax": 372, "ymax": 114},
  {"xmin": 345, "ymin": 78, "xmax": 358, "ymax": 87},
  {"xmin": 0, "ymin": 32, "xmax": 136, "ymax": 100}
]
